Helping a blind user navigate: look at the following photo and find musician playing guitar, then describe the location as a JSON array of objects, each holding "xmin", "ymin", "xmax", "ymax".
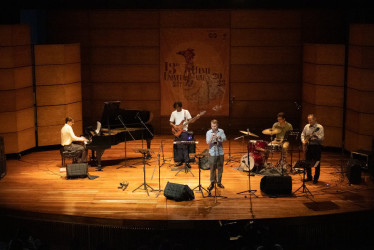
[
  {"xmin": 170, "ymin": 101, "xmax": 202, "ymax": 169},
  {"xmin": 301, "ymin": 114, "xmax": 324, "ymax": 184}
]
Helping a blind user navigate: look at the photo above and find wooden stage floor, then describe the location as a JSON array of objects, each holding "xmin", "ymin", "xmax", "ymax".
[{"xmin": 1, "ymin": 135, "xmax": 374, "ymax": 226}]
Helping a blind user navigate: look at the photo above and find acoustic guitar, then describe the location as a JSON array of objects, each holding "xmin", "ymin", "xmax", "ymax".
[
  {"xmin": 302, "ymin": 127, "xmax": 320, "ymax": 153},
  {"xmin": 171, "ymin": 111, "xmax": 206, "ymax": 137}
]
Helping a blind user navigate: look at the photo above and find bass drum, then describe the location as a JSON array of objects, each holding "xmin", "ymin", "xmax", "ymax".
[{"xmin": 240, "ymin": 153, "xmax": 264, "ymax": 172}]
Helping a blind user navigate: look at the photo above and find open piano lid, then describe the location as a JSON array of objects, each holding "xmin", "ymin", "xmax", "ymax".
[{"xmin": 100, "ymin": 101, "xmax": 153, "ymax": 129}]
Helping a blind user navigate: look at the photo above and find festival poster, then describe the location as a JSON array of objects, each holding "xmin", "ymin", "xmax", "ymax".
[{"xmin": 160, "ymin": 28, "xmax": 230, "ymax": 116}]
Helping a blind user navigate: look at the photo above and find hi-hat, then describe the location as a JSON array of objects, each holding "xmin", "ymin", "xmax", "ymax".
[
  {"xmin": 240, "ymin": 130, "xmax": 259, "ymax": 137},
  {"xmin": 262, "ymin": 128, "xmax": 281, "ymax": 135}
]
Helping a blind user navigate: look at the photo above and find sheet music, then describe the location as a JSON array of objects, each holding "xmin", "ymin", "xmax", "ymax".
[{"xmin": 95, "ymin": 121, "xmax": 101, "ymax": 135}]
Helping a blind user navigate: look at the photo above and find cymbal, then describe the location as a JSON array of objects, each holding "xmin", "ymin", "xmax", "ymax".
[
  {"xmin": 239, "ymin": 130, "xmax": 259, "ymax": 137},
  {"xmin": 262, "ymin": 128, "xmax": 281, "ymax": 135}
]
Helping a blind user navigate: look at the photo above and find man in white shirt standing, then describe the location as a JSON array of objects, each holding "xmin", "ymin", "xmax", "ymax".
[
  {"xmin": 170, "ymin": 101, "xmax": 193, "ymax": 169},
  {"xmin": 206, "ymin": 119, "xmax": 226, "ymax": 191},
  {"xmin": 301, "ymin": 114, "xmax": 324, "ymax": 184},
  {"xmin": 61, "ymin": 117, "xmax": 88, "ymax": 163}
]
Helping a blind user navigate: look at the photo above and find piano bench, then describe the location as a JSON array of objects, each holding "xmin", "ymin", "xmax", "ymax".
[{"xmin": 60, "ymin": 147, "xmax": 80, "ymax": 168}]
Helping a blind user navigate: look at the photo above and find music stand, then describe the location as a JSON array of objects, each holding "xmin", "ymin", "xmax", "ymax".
[
  {"xmin": 285, "ymin": 130, "xmax": 301, "ymax": 173},
  {"xmin": 293, "ymin": 160, "xmax": 319, "ymax": 197},
  {"xmin": 192, "ymin": 152, "xmax": 209, "ymax": 197},
  {"xmin": 132, "ymin": 148, "xmax": 154, "ymax": 196}
]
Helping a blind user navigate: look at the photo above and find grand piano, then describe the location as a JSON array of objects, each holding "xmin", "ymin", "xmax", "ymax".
[{"xmin": 85, "ymin": 101, "xmax": 154, "ymax": 170}]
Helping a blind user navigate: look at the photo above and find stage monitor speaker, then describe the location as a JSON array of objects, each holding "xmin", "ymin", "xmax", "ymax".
[
  {"xmin": 0, "ymin": 136, "xmax": 6, "ymax": 180},
  {"xmin": 260, "ymin": 176, "xmax": 292, "ymax": 195},
  {"xmin": 346, "ymin": 159, "xmax": 362, "ymax": 184},
  {"xmin": 66, "ymin": 163, "xmax": 88, "ymax": 179},
  {"xmin": 164, "ymin": 182, "xmax": 195, "ymax": 201}
]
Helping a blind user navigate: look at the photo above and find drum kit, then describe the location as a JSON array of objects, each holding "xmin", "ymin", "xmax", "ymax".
[{"xmin": 239, "ymin": 127, "xmax": 287, "ymax": 173}]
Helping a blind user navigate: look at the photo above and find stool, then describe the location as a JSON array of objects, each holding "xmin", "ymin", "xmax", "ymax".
[{"xmin": 60, "ymin": 147, "xmax": 80, "ymax": 168}]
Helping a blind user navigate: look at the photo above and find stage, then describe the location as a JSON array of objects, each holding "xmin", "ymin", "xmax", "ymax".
[{"xmin": 1, "ymin": 135, "xmax": 373, "ymax": 224}]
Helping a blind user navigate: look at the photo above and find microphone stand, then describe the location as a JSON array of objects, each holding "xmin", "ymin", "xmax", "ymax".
[
  {"xmin": 237, "ymin": 128, "xmax": 258, "ymax": 198},
  {"xmin": 117, "ymin": 115, "xmax": 135, "ymax": 169},
  {"xmin": 136, "ymin": 113, "xmax": 154, "ymax": 161}
]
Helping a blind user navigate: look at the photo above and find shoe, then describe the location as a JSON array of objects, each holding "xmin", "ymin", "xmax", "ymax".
[
  {"xmin": 313, "ymin": 179, "xmax": 318, "ymax": 184},
  {"xmin": 175, "ymin": 162, "xmax": 183, "ymax": 167},
  {"xmin": 207, "ymin": 183, "xmax": 214, "ymax": 191},
  {"xmin": 303, "ymin": 178, "xmax": 312, "ymax": 182},
  {"xmin": 217, "ymin": 183, "xmax": 225, "ymax": 188},
  {"xmin": 185, "ymin": 163, "xmax": 191, "ymax": 169}
]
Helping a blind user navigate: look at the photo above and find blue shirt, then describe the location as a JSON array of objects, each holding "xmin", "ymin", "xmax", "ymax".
[{"xmin": 206, "ymin": 128, "xmax": 226, "ymax": 156}]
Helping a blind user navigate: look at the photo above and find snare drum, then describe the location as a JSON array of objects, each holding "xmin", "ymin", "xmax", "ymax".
[{"xmin": 267, "ymin": 142, "xmax": 281, "ymax": 151}]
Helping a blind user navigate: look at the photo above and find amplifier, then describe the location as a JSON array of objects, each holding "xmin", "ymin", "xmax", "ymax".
[
  {"xmin": 351, "ymin": 150, "xmax": 372, "ymax": 171},
  {"xmin": 66, "ymin": 163, "xmax": 88, "ymax": 179}
]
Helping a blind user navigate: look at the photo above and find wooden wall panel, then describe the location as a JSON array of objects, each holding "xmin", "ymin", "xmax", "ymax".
[
  {"xmin": 231, "ymin": 10, "xmax": 301, "ymax": 28},
  {"xmin": 36, "ymin": 83, "xmax": 82, "ymax": 106},
  {"xmin": 349, "ymin": 24, "xmax": 374, "ymax": 46},
  {"xmin": 231, "ymin": 65, "xmax": 301, "ymax": 83},
  {"xmin": 90, "ymin": 47, "xmax": 159, "ymax": 65},
  {"xmin": 91, "ymin": 83, "xmax": 159, "ymax": 101},
  {"xmin": 90, "ymin": 29, "xmax": 159, "ymax": 47},
  {"xmin": 89, "ymin": 10, "xmax": 160, "ymax": 28},
  {"xmin": 231, "ymin": 83, "xmax": 299, "ymax": 101},
  {"xmin": 0, "ymin": 25, "xmax": 35, "ymax": 154},
  {"xmin": 34, "ymin": 44, "xmax": 83, "ymax": 146},
  {"xmin": 231, "ymin": 47, "xmax": 301, "ymax": 65},
  {"xmin": 35, "ymin": 63, "xmax": 81, "ymax": 85},
  {"xmin": 303, "ymin": 44, "xmax": 345, "ymax": 65},
  {"xmin": 0, "ymin": 87, "xmax": 33, "ymax": 112},
  {"xmin": 0, "ymin": 46, "xmax": 32, "ymax": 68},
  {"xmin": 0, "ymin": 25, "xmax": 30, "ymax": 46},
  {"xmin": 347, "ymin": 67, "xmax": 374, "ymax": 91},
  {"xmin": 349, "ymin": 46, "xmax": 374, "ymax": 69},
  {"xmin": 90, "ymin": 65, "xmax": 159, "ymax": 83},
  {"xmin": 303, "ymin": 63, "xmax": 345, "ymax": 86},
  {"xmin": 0, "ymin": 67, "xmax": 33, "ymax": 90},
  {"xmin": 160, "ymin": 10, "xmax": 230, "ymax": 28},
  {"xmin": 34, "ymin": 44, "xmax": 81, "ymax": 65},
  {"xmin": 231, "ymin": 29, "xmax": 301, "ymax": 47},
  {"xmin": 345, "ymin": 24, "xmax": 374, "ymax": 151},
  {"xmin": 302, "ymin": 44, "xmax": 345, "ymax": 148}
]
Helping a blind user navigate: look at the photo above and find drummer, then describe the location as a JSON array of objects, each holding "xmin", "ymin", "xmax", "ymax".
[{"xmin": 272, "ymin": 112, "xmax": 293, "ymax": 155}]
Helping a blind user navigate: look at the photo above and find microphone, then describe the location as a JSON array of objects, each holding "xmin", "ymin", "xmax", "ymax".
[{"xmin": 294, "ymin": 101, "xmax": 302, "ymax": 110}]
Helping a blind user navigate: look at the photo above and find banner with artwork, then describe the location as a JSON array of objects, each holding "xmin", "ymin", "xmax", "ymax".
[{"xmin": 160, "ymin": 28, "xmax": 230, "ymax": 116}]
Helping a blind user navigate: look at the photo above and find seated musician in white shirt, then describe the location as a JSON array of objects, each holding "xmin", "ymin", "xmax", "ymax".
[{"xmin": 61, "ymin": 117, "xmax": 88, "ymax": 163}]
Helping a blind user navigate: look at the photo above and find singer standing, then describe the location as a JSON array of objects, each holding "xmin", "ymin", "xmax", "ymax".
[{"xmin": 206, "ymin": 119, "xmax": 227, "ymax": 191}]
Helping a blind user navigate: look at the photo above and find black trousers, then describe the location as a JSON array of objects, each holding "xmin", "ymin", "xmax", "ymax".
[
  {"xmin": 175, "ymin": 131, "xmax": 190, "ymax": 163},
  {"xmin": 305, "ymin": 144, "xmax": 321, "ymax": 181}
]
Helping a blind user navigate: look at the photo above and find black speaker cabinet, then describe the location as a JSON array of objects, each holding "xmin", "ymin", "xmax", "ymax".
[
  {"xmin": 66, "ymin": 163, "xmax": 88, "ymax": 179},
  {"xmin": 164, "ymin": 182, "xmax": 195, "ymax": 201},
  {"xmin": 351, "ymin": 150, "xmax": 372, "ymax": 171},
  {"xmin": 346, "ymin": 159, "xmax": 362, "ymax": 184},
  {"xmin": 0, "ymin": 136, "xmax": 6, "ymax": 180},
  {"xmin": 260, "ymin": 176, "xmax": 292, "ymax": 195}
]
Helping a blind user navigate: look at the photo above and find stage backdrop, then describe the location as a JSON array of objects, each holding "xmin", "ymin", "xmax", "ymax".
[{"xmin": 160, "ymin": 28, "xmax": 230, "ymax": 117}]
